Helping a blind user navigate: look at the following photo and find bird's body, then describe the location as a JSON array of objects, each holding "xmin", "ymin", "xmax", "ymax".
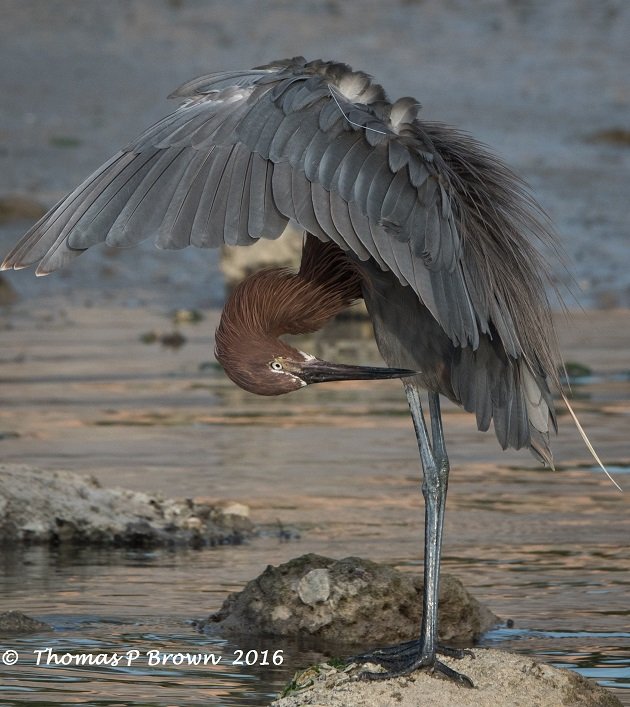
[{"xmin": 3, "ymin": 57, "xmax": 565, "ymax": 686}]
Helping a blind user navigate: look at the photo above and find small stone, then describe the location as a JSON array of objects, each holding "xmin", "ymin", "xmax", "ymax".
[
  {"xmin": 184, "ymin": 517, "xmax": 203, "ymax": 530},
  {"xmin": 218, "ymin": 502, "xmax": 250, "ymax": 518},
  {"xmin": 172, "ymin": 308, "xmax": 204, "ymax": 324},
  {"xmin": 298, "ymin": 569, "xmax": 331, "ymax": 606},
  {"xmin": 0, "ymin": 611, "xmax": 52, "ymax": 635},
  {"xmin": 271, "ymin": 606, "xmax": 292, "ymax": 622}
]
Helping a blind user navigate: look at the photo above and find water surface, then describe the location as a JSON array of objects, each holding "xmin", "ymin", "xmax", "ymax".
[{"xmin": 1, "ymin": 305, "xmax": 628, "ymax": 705}]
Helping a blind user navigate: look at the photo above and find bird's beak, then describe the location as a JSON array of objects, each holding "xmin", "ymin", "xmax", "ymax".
[{"xmin": 300, "ymin": 359, "xmax": 417, "ymax": 385}]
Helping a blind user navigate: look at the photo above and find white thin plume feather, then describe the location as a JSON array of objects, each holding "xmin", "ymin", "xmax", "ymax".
[
  {"xmin": 327, "ymin": 84, "xmax": 388, "ymax": 136},
  {"xmin": 561, "ymin": 392, "xmax": 622, "ymax": 491}
]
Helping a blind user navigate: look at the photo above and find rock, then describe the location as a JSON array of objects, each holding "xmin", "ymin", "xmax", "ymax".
[
  {"xmin": 138, "ymin": 329, "xmax": 187, "ymax": 348},
  {"xmin": 220, "ymin": 225, "xmax": 303, "ymax": 294},
  {"xmin": 214, "ymin": 500, "xmax": 250, "ymax": 518},
  {"xmin": 201, "ymin": 554, "xmax": 498, "ymax": 646},
  {"xmin": 271, "ymin": 650, "xmax": 622, "ymax": 707},
  {"xmin": 0, "ymin": 194, "xmax": 47, "ymax": 224},
  {"xmin": 0, "ymin": 464, "xmax": 253, "ymax": 548},
  {"xmin": 172, "ymin": 308, "xmax": 204, "ymax": 324},
  {"xmin": 0, "ymin": 611, "xmax": 52, "ymax": 635}
]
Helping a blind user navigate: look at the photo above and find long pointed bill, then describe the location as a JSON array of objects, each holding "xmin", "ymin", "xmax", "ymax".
[{"xmin": 300, "ymin": 359, "xmax": 417, "ymax": 385}]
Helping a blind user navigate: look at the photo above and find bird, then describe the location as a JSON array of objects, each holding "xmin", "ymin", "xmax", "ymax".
[{"xmin": 2, "ymin": 56, "xmax": 569, "ymax": 687}]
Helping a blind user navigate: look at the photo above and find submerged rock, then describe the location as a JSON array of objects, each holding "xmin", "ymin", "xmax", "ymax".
[
  {"xmin": 271, "ymin": 650, "xmax": 621, "ymax": 706},
  {"xmin": 0, "ymin": 464, "xmax": 253, "ymax": 548},
  {"xmin": 0, "ymin": 611, "xmax": 52, "ymax": 635},
  {"xmin": 201, "ymin": 554, "xmax": 498, "ymax": 646}
]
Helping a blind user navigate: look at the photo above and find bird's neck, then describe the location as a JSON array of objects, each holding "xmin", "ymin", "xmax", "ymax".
[
  {"xmin": 214, "ymin": 237, "xmax": 365, "ymax": 391},
  {"xmin": 217, "ymin": 237, "xmax": 364, "ymax": 346}
]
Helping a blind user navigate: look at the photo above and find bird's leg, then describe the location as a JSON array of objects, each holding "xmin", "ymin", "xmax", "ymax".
[
  {"xmin": 350, "ymin": 384, "xmax": 473, "ymax": 687},
  {"xmin": 425, "ymin": 392, "xmax": 472, "ymax": 659}
]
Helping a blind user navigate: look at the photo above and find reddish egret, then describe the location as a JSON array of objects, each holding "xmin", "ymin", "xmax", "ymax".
[{"xmin": 3, "ymin": 57, "xmax": 577, "ymax": 686}]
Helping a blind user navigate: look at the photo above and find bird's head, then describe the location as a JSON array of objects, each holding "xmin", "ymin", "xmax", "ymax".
[{"xmin": 215, "ymin": 333, "xmax": 415, "ymax": 397}]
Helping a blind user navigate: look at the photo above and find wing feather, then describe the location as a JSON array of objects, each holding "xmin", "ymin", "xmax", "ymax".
[
  {"xmin": 270, "ymin": 159, "xmax": 296, "ymax": 221},
  {"xmin": 289, "ymin": 81, "xmax": 329, "ymax": 112},
  {"xmin": 252, "ymin": 101, "xmax": 289, "ymax": 156},
  {"xmin": 333, "ymin": 138, "xmax": 373, "ymax": 202},
  {"xmin": 318, "ymin": 99, "xmax": 344, "ymax": 132},
  {"xmin": 202, "ymin": 145, "xmax": 238, "ymax": 248},
  {"xmin": 189, "ymin": 145, "xmax": 234, "ymax": 247},
  {"xmin": 345, "ymin": 201, "xmax": 388, "ymax": 270},
  {"xmin": 330, "ymin": 195, "xmax": 386, "ymax": 269},
  {"xmin": 318, "ymin": 133, "xmax": 363, "ymax": 188},
  {"xmin": 365, "ymin": 161, "xmax": 396, "ymax": 223},
  {"xmin": 284, "ymin": 115, "xmax": 322, "ymax": 167},
  {"xmin": 291, "ymin": 170, "xmax": 329, "ymax": 242},
  {"xmin": 310, "ymin": 182, "xmax": 365, "ymax": 257},
  {"xmin": 365, "ymin": 218, "xmax": 404, "ymax": 282},
  {"xmin": 302, "ymin": 129, "xmax": 337, "ymax": 182},
  {"xmin": 388, "ymin": 140, "xmax": 410, "ymax": 172},
  {"xmin": 247, "ymin": 154, "xmax": 288, "ymax": 238},
  {"xmin": 4, "ymin": 152, "xmax": 135, "ymax": 269},
  {"xmin": 268, "ymin": 113, "xmax": 304, "ymax": 162},
  {"xmin": 60, "ymin": 150, "xmax": 160, "ymax": 249},
  {"xmin": 157, "ymin": 149, "xmax": 216, "ymax": 248},
  {"xmin": 106, "ymin": 148, "xmax": 191, "ymax": 247},
  {"xmin": 224, "ymin": 146, "xmax": 255, "ymax": 246},
  {"xmin": 169, "ymin": 69, "xmax": 273, "ymax": 97},
  {"xmin": 381, "ymin": 170, "xmax": 416, "ymax": 225}
]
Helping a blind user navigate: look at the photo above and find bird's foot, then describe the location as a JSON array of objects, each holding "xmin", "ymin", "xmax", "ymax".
[
  {"xmin": 348, "ymin": 639, "xmax": 474, "ymax": 688},
  {"xmin": 351, "ymin": 638, "xmax": 472, "ymax": 663}
]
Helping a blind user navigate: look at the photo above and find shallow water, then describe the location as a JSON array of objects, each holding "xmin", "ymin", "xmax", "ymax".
[
  {"xmin": 1, "ymin": 538, "xmax": 628, "ymax": 705},
  {"xmin": 1, "ymin": 305, "xmax": 629, "ymax": 705}
]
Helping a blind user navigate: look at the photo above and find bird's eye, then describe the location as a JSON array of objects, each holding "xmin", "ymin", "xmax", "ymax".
[{"xmin": 270, "ymin": 360, "xmax": 283, "ymax": 372}]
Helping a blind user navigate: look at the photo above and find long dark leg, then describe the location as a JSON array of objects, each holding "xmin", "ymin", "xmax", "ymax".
[{"xmin": 351, "ymin": 384, "xmax": 473, "ymax": 687}]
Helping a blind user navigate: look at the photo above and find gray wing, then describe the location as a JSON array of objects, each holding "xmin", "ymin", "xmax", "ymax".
[{"xmin": 2, "ymin": 57, "xmax": 479, "ymax": 348}]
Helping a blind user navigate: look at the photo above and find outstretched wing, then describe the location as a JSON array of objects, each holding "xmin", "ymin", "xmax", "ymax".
[{"xmin": 2, "ymin": 57, "xmax": 478, "ymax": 348}]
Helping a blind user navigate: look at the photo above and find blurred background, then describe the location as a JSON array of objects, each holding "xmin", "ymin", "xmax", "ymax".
[{"xmin": 0, "ymin": 2, "xmax": 628, "ymax": 706}]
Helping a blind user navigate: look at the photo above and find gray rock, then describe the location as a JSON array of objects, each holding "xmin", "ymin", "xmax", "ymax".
[
  {"xmin": 0, "ymin": 464, "xmax": 253, "ymax": 548},
  {"xmin": 271, "ymin": 650, "xmax": 622, "ymax": 707},
  {"xmin": 201, "ymin": 554, "xmax": 498, "ymax": 646},
  {"xmin": 0, "ymin": 611, "xmax": 52, "ymax": 635},
  {"xmin": 0, "ymin": 194, "xmax": 46, "ymax": 225},
  {"xmin": 220, "ymin": 226, "xmax": 303, "ymax": 294}
]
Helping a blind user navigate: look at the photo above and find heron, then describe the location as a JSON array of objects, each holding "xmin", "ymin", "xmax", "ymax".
[{"xmin": 2, "ymin": 56, "xmax": 591, "ymax": 687}]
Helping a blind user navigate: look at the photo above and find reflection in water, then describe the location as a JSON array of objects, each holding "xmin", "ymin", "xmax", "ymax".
[{"xmin": 0, "ymin": 310, "xmax": 629, "ymax": 705}]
